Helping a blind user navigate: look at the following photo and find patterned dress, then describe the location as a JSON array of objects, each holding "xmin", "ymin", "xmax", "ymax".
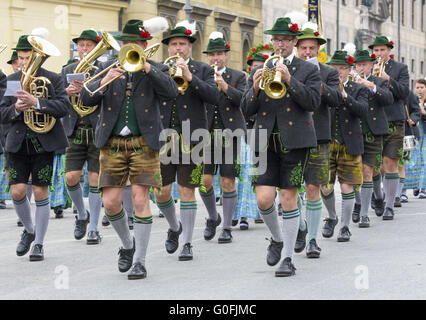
[
  {"xmin": 49, "ymin": 154, "xmax": 71, "ymax": 208},
  {"xmin": 405, "ymin": 119, "xmax": 426, "ymax": 189},
  {"xmin": 0, "ymin": 154, "xmax": 12, "ymax": 201}
]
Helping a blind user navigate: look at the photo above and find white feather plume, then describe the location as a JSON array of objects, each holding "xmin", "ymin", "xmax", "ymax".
[
  {"xmin": 175, "ymin": 20, "xmax": 197, "ymax": 36},
  {"xmin": 209, "ymin": 31, "xmax": 224, "ymax": 40},
  {"xmin": 284, "ymin": 11, "xmax": 308, "ymax": 27},
  {"xmin": 343, "ymin": 42, "xmax": 356, "ymax": 56},
  {"xmin": 302, "ymin": 21, "xmax": 319, "ymax": 32},
  {"xmin": 143, "ymin": 17, "xmax": 170, "ymax": 36},
  {"xmin": 30, "ymin": 27, "xmax": 50, "ymax": 40}
]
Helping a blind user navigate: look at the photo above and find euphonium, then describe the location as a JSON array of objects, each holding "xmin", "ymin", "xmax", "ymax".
[
  {"xmin": 212, "ymin": 62, "xmax": 221, "ymax": 91},
  {"xmin": 71, "ymin": 31, "xmax": 120, "ymax": 116},
  {"xmin": 22, "ymin": 35, "xmax": 61, "ymax": 134},
  {"xmin": 164, "ymin": 53, "xmax": 188, "ymax": 94},
  {"xmin": 259, "ymin": 54, "xmax": 286, "ymax": 99}
]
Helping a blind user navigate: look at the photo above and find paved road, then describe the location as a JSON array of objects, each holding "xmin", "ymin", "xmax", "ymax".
[{"xmin": 0, "ymin": 190, "xmax": 425, "ymax": 300}]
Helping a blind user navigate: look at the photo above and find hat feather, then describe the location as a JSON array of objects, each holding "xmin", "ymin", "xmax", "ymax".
[
  {"xmin": 30, "ymin": 27, "xmax": 50, "ymax": 40},
  {"xmin": 343, "ymin": 42, "xmax": 356, "ymax": 57},
  {"xmin": 144, "ymin": 17, "xmax": 170, "ymax": 36},
  {"xmin": 284, "ymin": 11, "xmax": 308, "ymax": 27},
  {"xmin": 302, "ymin": 22, "xmax": 319, "ymax": 32},
  {"xmin": 175, "ymin": 20, "xmax": 197, "ymax": 36},
  {"xmin": 209, "ymin": 31, "xmax": 224, "ymax": 40}
]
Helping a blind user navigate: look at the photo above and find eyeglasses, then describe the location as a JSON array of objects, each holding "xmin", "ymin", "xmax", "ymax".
[{"xmin": 271, "ymin": 38, "xmax": 293, "ymax": 44}]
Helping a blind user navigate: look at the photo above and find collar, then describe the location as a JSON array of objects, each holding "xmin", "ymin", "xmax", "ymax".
[
  {"xmin": 284, "ymin": 52, "xmax": 295, "ymax": 64},
  {"xmin": 185, "ymin": 58, "xmax": 190, "ymax": 65},
  {"xmin": 218, "ymin": 66, "xmax": 226, "ymax": 75},
  {"xmin": 343, "ymin": 79, "xmax": 349, "ymax": 87}
]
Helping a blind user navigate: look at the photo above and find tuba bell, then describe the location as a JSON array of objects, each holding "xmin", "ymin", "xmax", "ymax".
[
  {"xmin": 21, "ymin": 35, "xmax": 61, "ymax": 134},
  {"xmin": 164, "ymin": 53, "xmax": 188, "ymax": 94},
  {"xmin": 71, "ymin": 31, "xmax": 120, "ymax": 116},
  {"xmin": 259, "ymin": 53, "xmax": 286, "ymax": 99}
]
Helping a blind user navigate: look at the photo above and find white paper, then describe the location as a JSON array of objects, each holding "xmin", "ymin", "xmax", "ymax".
[
  {"xmin": 66, "ymin": 72, "xmax": 85, "ymax": 83},
  {"xmin": 4, "ymin": 81, "xmax": 22, "ymax": 96},
  {"xmin": 306, "ymin": 57, "xmax": 320, "ymax": 70}
]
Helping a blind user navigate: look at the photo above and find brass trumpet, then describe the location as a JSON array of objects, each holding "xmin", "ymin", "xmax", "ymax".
[
  {"xmin": 259, "ymin": 53, "xmax": 286, "ymax": 99},
  {"xmin": 373, "ymin": 56, "xmax": 386, "ymax": 77},
  {"xmin": 164, "ymin": 53, "xmax": 188, "ymax": 94},
  {"xmin": 212, "ymin": 62, "xmax": 221, "ymax": 91},
  {"xmin": 83, "ymin": 42, "xmax": 160, "ymax": 96}
]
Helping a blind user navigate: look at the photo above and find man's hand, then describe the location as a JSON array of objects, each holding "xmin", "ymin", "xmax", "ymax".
[
  {"xmin": 176, "ymin": 58, "xmax": 192, "ymax": 82},
  {"xmin": 143, "ymin": 61, "xmax": 151, "ymax": 74},
  {"xmin": 373, "ymin": 64, "xmax": 390, "ymax": 81},
  {"xmin": 407, "ymin": 118, "xmax": 416, "ymax": 127},
  {"xmin": 99, "ymin": 67, "xmax": 126, "ymax": 89},
  {"xmin": 15, "ymin": 99, "xmax": 31, "ymax": 113},
  {"xmin": 275, "ymin": 61, "xmax": 291, "ymax": 85},
  {"xmin": 357, "ymin": 77, "xmax": 375, "ymax": 90},
  {"xmin": 14, "ymin": 90, "xmax": 38, "ymax": 108},
  {"xmin": 252, "ymin": 69, "xmax": 263, "ymax": 96},
  {"xmin": 215, "ymin": 73, "xmax": 228, "ymax": 93},
  {"xmin": 66, "ymin": 80, "xmax": 84, "ymax": 97}
]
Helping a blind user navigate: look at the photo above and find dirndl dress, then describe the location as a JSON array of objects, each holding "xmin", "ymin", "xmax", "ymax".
[
  {"xmin": 0, "ymin": 154, "xmax": 11, "ymax": 201},
  {"xmin": 405, "ymin": 121, "xmax": 426, "ymax": 189},
  {"xmin": 49, "ymin": 154, "xmax": 71, "ymax": 208}
]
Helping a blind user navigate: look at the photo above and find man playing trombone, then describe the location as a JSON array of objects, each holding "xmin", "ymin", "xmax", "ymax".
[{"xmin": 80, "ymin": 18, "xmax": 178, "ymax": 280}]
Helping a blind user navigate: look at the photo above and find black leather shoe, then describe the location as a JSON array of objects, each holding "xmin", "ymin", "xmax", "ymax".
[
  {"xmin": 128, "ymin": 216, "xmax": 134, "ymax": 230},
  {"xmin": 74, "ymin": 212, "xmax": 90, "ymax": 240},
  {"xmin": 165, "ymin": 222, "xmax": 182, "ymax": 254},
  {"xmin": 54, "ymin": 207, "xmax": 63, "ymax": 219},
  {"xmin": 337, "ymin": 226, "xmax": 351, "ymax": 242},
  {"xmin": 231, "ymin": 219, "xmax": 238, "ymax": 226},
  {"xmin": 306, "ymin": 239, "xmax": 321, "ymax": 258},
  {"xmin": 371, "ymin": 192, "xmax": 376, "ymax": 210},
  {"xmin": 413, "ymin": 189, "xmax": 420, "ymax": 197},
  {"xmin": 204, "ymin": 215, "xmax": 221, "ymax": 241},
  {"xmin": 239, "ymin": 217, "xmax": 249, "ymax": 230},
  {"xmin": 400, "ymin": 194, "xmax": 408, "ymax": 203},
  {"xmin": 394, "ymin": 197, "xmax": 402, "ymax": 207},
  {"xmin": 218, "ymin": 229, "xmax": 233, "ymax": 243},
  {"xmin": 128, "ymin": 262, "xmax": 147, "ymax": 280},
  {"xmin": 322, "ymin": 217, "xmax": 338, "ymax": 238},
  {"xmin": 294, "ymin": 221, "xmax": 307, "ymax": 253},
  {"xmin": 86, "ymin": 231, "xmax": 102, "ymax": 245},
  {"xmin": 16, "ymin": 230, "xmax": 35, "ymax": 256},
  {"xmin": 275, "ymin": 257, "xmax": 296, "ymax": 277},
  {"xmin": 266, "ymin": 238, "xmax": 283, "ymax": 266},
  {"xmin": 383, "ymin": 207, "xmax": 394, "ymax": 220},
  {"xmin": 178, "ymin": 243, "xmax": 193, "ymax": 261},
  {"xmin": 17, "ymin": 220, "xmax": 23, "ymax": 227},
  {"xmin": 254, "ymin": 218, "xmax": 264, "ymax": 224},
  {"xmin": 374, "ymin": 198, "xmax": 385, "ymax": 217},
  {"xmin": 118, "ymin": 238, "xmax": 135, "ymax": 273},
  {"xmin": 352, "ymin": 203, "xmax": 361, "ymax": 223},
  {"xmin": 359, "ymin": 216, "xmax": 370, "ymax": 228},
  {"xmin": 158, "ymin": 211, "xmax": 165, "ymax": 218},
  {"xmin": 73, "ymin": 205, "xmax": 77, "ymax": 214},
  {"xmin": 0, "ymin": 200, "xmax": 6, "ymax": 209},
  {"xmin": 102, "ymin": 215, "xmax": 110, "ymax": 226},
  {"xmin": 29, "ymin": 244, "xmax": 44, "ymax": 261}
]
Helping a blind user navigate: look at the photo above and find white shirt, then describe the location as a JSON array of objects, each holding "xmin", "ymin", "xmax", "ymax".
[{"xmin": 217, "ymin": 66, "xmax": 226, "ymax": 75}]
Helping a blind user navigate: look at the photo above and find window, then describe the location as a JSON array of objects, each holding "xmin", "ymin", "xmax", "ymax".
[
  {"xmin": 341, "ymin": 42, "xmax": 346, "ymax": 49},
  {"xmin": 391, "ymin": 0, "xmax": 394, "ymax": 22},
  {"xmin": 412, "ymin": 0, "xmax": 416, "ymax": 29},
  {"xmin": 411, "ymin": 79, "xmax": 414, "ymax": 89},
  {"xmin": 327, "ymin": 38, "xmax": 332, "ymax": 54},
  {"xmin": 421, "ymin": 61, "xmax": 424, "ymax": 74},
  {"xmin": 411, "ymin": 59, "xmax": 415, "ymax": 72},
  {"xmin": 422, "ymin": 0, "xmax": 425, "ymax": 31},
  {"xmin": 342, "ymin": 0, "xmax": 347, "ymax": 5},
  {"xmin": 402, "ymin": 0, "xmax": 405, "ymax": 25},
  {"xmin": 402, "ymin": 56, "xmax": 405, "ymax": 64}
]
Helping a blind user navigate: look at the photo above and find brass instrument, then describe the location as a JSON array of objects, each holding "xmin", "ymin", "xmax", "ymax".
[
  {"xmin": 259, "ymin": 53, "xmax": 286, "ymax": 99},
  {"xmin": 71, "ymin": 31, "xmax": 120, "ymax": 116},
  {"xmin": 22, "ymin": 36, "xmax": 61, "ymax": 134},
  {"xmin": 348, "ymin": 70, "xmax": 364, "ymax": 82},
  {"xmin": 164, "ymin": 53, "xmax": 188, "ymax": 94},
  {"xmin": 83, "ymin": 42, "xmax": 160, "ymax": 96},
  {"xmin": 374, "ymin": 56, "xmax": 386, "ymax": 77},
  {"xmin": 212, "ymin": 62, "xmax": 221, "ymax": 91}
]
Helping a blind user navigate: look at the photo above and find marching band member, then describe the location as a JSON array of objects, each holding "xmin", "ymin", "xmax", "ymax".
[{"xmin": 242, "ymin": 17, "xmax": 321, "ymax": 277}]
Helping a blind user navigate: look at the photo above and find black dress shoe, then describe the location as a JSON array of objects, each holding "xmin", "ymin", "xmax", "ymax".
[
  {"xmin": 218, "ymin": 229, "xmax": 233, "ymax": 243},
  {"xmin": 294, "ymin": 221, "xmax": 307, "ymax": 253},
  {"xmin": 383, "ymin": 207, "xmax": 394, "ymax": 220},
  {"xmin": 275, "ymin": 257, "xmax": 296, "ymax": 277},
  {"xmin": 165, "ymin": 222, "xmax": 182, "ymax": 254},
  {"xmin": 102, "ymin": 215, "xmax": 110, "ymax": 226},
  {"xmin": 359, "ymin": 216, "xmax": 370, "ymax": 228},
  {"xmin": 337, "ymin": 226, "xmax": 351, "ymax": 242},
  {"xmin": 29, "ymin": 244, "xmax": 44, "ymax": 261},
  {"xmin": 306, "ymin": 239, "xmax": 321, "ymax": 258},
  {"xmin": 254, "ymin": 218, "xmax": 264, "ymax": 224},
  {"xmin": 128, "ymin": 262, "xmax": 147, "ymax": 280},
  {"xmin": 322, "ymin": 217, "xmax": 338, "ymax": 238},
  {"xmin": 374, "ymin": 198, "xmax": 385, "ymax": 217},
  {"xmin": 204, "ymin": 215, "xmax": 221, "ymax": 241},
  {"xmin": 16, "ymin": 230, "xmax": 35, "ymax": 256},
  {"xmin": 371, "ymin": 192, "xmax": 376, "ymax": 210},
  {"xmin": 118, "ymin": 238, "xmax": 135, "ymax": 273},
  {"xmin": 178, "ymin": 243, "xmax": 193, "ymax": 261},
  {"xmin": 352, "ymin": 203, "xmax": 361, "ymax": 223},
  {"xmin": 86, "ymin": 231, "xmax": 102, "ymax": 245},
  {"xmin": 54, "ymin": 207, "xmax": 64, "ymax": 219},
  {"xmin": 74, "ymin": 213, "xmax": 90, "ymax": 240},
  {"xmin": 158, "ymin": 211, "xmax": 165, "ymax": 218},
  {"xmin": 231, "ymin": 219, "xmax": 238, "ymax": 227},
  {"xmin": 239, "ymin": 217, "xmax": 249, "ymax": 230},
  {"xmin": 266, "ymin": 238, "xmax": 283, "ymax": 266},
  {"xmin": 128, "ymin": 216, "xmax": 134, "ymax": 230},
  {"xmin": 413, "ymin": 189, "xmax": 420, "ymax": 197},
  {"xmin": 17, "ymin": 220, "xmax": 23, "ymax": 227},
  {"xmin": 394, "ymin": 197, "xmax": 402, "ymax": 207},
  {"xmin": 0, "ymin": 200, "xmax": 6, "ymax": 209}
]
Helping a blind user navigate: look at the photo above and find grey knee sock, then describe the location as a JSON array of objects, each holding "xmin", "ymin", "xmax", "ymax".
[
  {"xmin": 26, "ymin": 181, "xmax": 33, "ymax": 202},
  {"xmin": 222, "ymin": 190, "xmax": 237, "ymax": 230},
  {"xmin": 297, "ymin": 195, "xmax": 306, "ymax": 231},
  {"xmin": 13, "ymin": 196, "xmax": 34, "ymax": 234},
  {"xmin": 282, "ymin": 209, "xmax": 300, "ymax": 260},
  {"xmin": 88, "ymin": 186, "xmax": 102, "ymax": 232},
  {"xmin": 259, "ymin": 205, "xmax": 283, "ymax": 242},
  {"xmin": 67, "ymin": 183, "xmax": 87, "ymax": 220},
  {"xmin": 122, "ymin": 185, "xmax": 134, "ymax": 218},
  {"xmin": 373, "ymin": 173, "xmax": 383, "ymax": 200},
  {"xmin": 396, "ymin": 178, "xmax": 405, "ymax": 198},
  {"xmin": 321, "ymin": 190, "xmax": 337, "ymax": 220},
  {"xmin": 360, "ymin": 182, "xmax": 373, "ymax": 217},
  {"xmin": 133, "ymin": 216, "xmax": 152, "ymax": 266},
  {"xmin": 384, "ymin": 173, "xmax": 400, "ymax": 209},
  {"xmin": 106, "ymin": 209, "xmax": 133, "ymax": 249},
  {"xmin": 180, "ymin": 201, "xmax": 197, "ymax": 244},
  {"xmin": 34, "ymin": 198, "xmax": 50, "ymax": 245},
  {"xmin": 306, "ymin": 199, "xmax": 322, "ymax": 241},
  {"xmin": 341, "ymin": 191, "xmax": 355, "ymax": 227},
  {"xmin": 199, "ymin": 187, "xmax": 218, "ymax": 221},
  {"xmin": 157, "ymin": 197, "xmax": 179, "ymax": 232},
  {"xmin": 354, "ymin": 186, "xmax": 361, "ymax": 205}
]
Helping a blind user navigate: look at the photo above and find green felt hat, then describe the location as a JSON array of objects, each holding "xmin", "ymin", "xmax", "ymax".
[
  {"xmin": 247, "ymin": 52, "xmax": 270, "ymax": 66},
  {"xmin": 354, "ymin": 49, "xmax": 375, "ymax": 63},
  {"xmin": 162, "ymin": 26, "xmax": 196, "ymax": 45},
  {"xmin": 368, "ymin": 36, "xmax": 394, "ymax": 49},
  {"xmin": 203, "ymin": 37, "xmax": 230, "ymax": 54},
  {"xmin": 264, "ymin": 17, "xmax": 303, "ymax": 36},
  {"xmin": 327, "ymin": 50, "xmax": 354, "ymax": 66},
  {"xmin": 114, "ymin": 19, "xmax": 153, "ymax": 41},
  {"xmin": 62, "ymin": 57, "xmax": 80, "ymax": 68},
  {"xmin": 297, "ymin": 28, "xmax": 326, "ymax": 45},
  {"xmin": 12, "ymin": 35, "xmax": 32, "ymax": 51},
  {"xmin": 7, "ymin": 51, "xmax": 18, "ymax": 64},
  {"xmin": 72, "ymin": 30, "xmax": 101, "ymax": 44}
]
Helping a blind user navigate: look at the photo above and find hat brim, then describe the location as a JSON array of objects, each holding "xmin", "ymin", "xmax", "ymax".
[
  {"xmin": 354, "ymin": 57, "xmax": 375, "ymax": 63},
  {"xmin": 326, "ymin": 60, "xmax": 352, "ymax": 66},
  {"xmin": 202, "ymin": 48, "xmax": 230, "ymax": 54},
  {"xmin": 247, "ymin": 58, "xmax": 265, "ymax": 66},
  {"xmin": 162, "ymin": 35, "xmax": 196, "ymax": 45},
  {"xmin": 72, "ymin": 37, "xmax": 100, "ymax": 44},
  {"xmin": 11, "ymin": 46, "xmax": 33, "ymax": 51},
  {"xmin": 368, "ymin": 43, "xmax": 393, "ymax": 49},
  {"xmin": 297, "ymin": 35, "xmax": 327, "ymax": 45},
  {"xmin": 114, "ymin": 35, "xmax": 153, "ymax": 41},
  {"xmin": 264, "ymin": 30, "xmax": 303, "ymax": 36}
]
